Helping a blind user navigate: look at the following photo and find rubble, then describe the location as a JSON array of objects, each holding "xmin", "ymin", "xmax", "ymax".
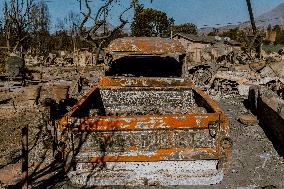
[
  {"xmin": 21, "ymin": 85, "xmax": 41, "ymax": 106},
  {"xmin": 260, "ymin": 61, "xmax": 284, "ymax": 78},
  {"xmin": 5, "ymin": 54, "xmax": 24, "ymax": 78},
  {"xmin": 1, "ymin": 35, "xmax": 284, "ymax": 188},
  {"xmin": 30, "ymin": 71, "xmax": 42, "ymax": 81},
  {"xmin": 239, "ymin": 114, "xmax": 258, "ymax": 126},
  {"xmin": 25, "ymin": 55, "xmax": 45, "ymax": 66},
  {"xmin": 209, "ymin": 71, "xmax": 260, "ymax": 95}
]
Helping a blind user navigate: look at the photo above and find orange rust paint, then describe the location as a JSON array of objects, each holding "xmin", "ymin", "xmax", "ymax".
[
  {"xmin": 59, "ymin": 77, "xmax": 227, "ymax": 128},
  {"xmin": 99, "ymin": 77, "xmax": 192, "ymax": 87},
  {"xmin": 105, "ymin": 37, "xmax": 186, "ymax": 57},
  {"xmin": 77, "ymin": 113, "xmax": 219, "ymax": 131}
]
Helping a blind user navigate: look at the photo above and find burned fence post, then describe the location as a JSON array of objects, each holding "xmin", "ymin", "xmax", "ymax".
[{"xmin": 21, "ymin": 124, "xmax": 29, "ymax": 188}]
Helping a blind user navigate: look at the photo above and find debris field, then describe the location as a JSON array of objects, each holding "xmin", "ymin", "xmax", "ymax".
[{"xmin": 0, "ymin": 36, "xmax": 284, "ymax": 188}]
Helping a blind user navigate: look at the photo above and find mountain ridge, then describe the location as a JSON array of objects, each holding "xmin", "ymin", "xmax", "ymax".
[{"xmin": 199, "ymin": 3, "xmax": 284, "ymax": 34}]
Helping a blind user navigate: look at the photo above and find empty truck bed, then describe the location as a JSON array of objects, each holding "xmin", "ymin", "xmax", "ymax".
[{"xmin": 58, "ymin": 77, "xmax": 230, "ymax": 186}]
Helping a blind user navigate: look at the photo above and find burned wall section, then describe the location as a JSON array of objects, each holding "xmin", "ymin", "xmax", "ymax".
[
  {"xmin": 249, "ymin": 86, "xmax": 284, "ymax": 152},
  {"xmin": 5, "ymin": 56, "xmax": 24, "ymax": 78}
]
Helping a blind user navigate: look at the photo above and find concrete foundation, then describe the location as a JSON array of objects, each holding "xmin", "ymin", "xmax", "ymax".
[{"xmin": 249, "ymin": 85, "xmax": 284, "ymax": 148}]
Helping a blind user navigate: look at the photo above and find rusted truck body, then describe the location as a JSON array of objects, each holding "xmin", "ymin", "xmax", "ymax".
[{"xmin": 57, "ymin": 37, "xmax": 230, "ymax": 186}]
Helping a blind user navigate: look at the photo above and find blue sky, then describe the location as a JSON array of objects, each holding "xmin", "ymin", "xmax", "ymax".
[{"xmin": 2, "ymin": 0, "xmax": 284, "ymax": 29}]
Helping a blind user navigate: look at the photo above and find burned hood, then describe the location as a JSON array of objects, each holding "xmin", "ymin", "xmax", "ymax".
[{"xmin": 105, "ymin": 37, "xmax": 186, "ymax": 60}]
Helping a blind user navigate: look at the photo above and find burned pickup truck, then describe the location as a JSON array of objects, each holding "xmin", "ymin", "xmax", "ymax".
[{"xmin": 56, "ymin": 37, "xmax": 231, "ymax": 186}]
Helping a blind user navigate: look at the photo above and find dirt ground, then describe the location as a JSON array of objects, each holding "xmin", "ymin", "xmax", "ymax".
[
  {"xmin": 211, "ymin": 95, "xmax": 284, "ymax": 189},
  {"xmin": 0, "ymin": 77, "xmax": 284, "ymax": 188}
]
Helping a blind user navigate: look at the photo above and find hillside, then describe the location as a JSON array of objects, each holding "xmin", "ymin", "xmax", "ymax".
[
  {"xmin": 257, "ymin": 3, "xmax": 284, "ymax": 27},
  {"xmin": 199, "ymin": 3, "xmax": 284, "ymax": 34}
]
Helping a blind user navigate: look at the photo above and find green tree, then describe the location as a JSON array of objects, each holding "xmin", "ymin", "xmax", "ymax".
[
  {"xmin": 131, "ymin": 5, "xmax": 171, "ymax": 37},
  {"xmin": 208, "ymin": 28, "xmax": 219, "ymax": 36},
  {"xmin": 272, "ymin": 25, "xmax": 284, "ymax": 45},
  {"xmin": 274, "ymin": 31, "xmax": 284, "ymax": 45},
  {"xmin": 171, "ymin": 23, "xmax": 197, "ymax": 35},
  {"xmin": 273, "ymin": 25, "xmax": 281, "ymax": 32},
  {"xmin": 217, "ymin": 27, "xmax": 247, "ymax": 44}
]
